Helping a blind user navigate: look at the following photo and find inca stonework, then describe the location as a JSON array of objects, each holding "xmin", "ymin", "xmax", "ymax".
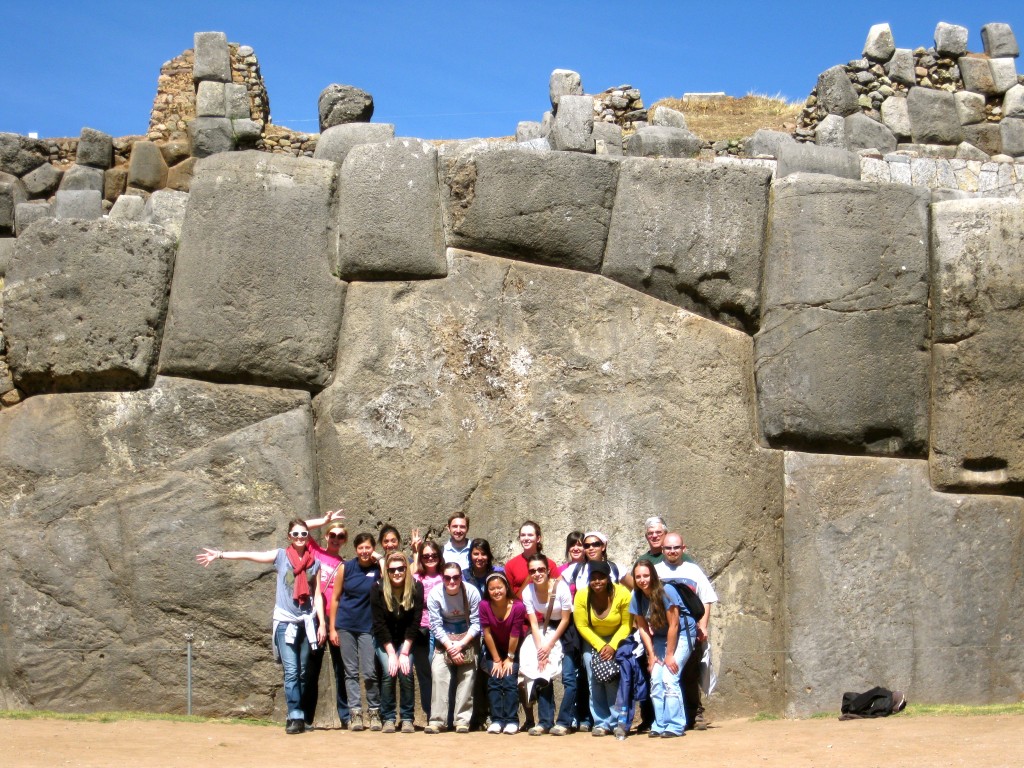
[{"xmin": 0, "ymin": 23, "xmax": 1022, "ymax": 721}]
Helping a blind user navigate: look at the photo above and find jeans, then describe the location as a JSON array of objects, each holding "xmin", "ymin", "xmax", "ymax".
[
  {"xmin": 582, "ymin": 648, "xmax": 620, "ymax": 731},
  {"xmin": 338, "ymin": 629, "xmax": 380, "ymax": 712},
  {"xmin": 651, "ymin": 633, "xmax": 694, "ymax": 735},
  {"xmin": 274, "ymin": 621, "xmax": 312, "ymax": 721},
  {"xmin": 535, "ymin": 644, "xmax": 579, "ymax": 729},
  {"xmin": 303, "ymin": 637, "xmax": 350, "ymax": 724},
  {"xmin": 429, "ymin": 649, "xmax": 475, "ymax": 727},
  {"xmin": 375, "ymin": 644, "xmax": 415, "ymax": 723},
  {"xmin": 483, "ymin": 658, "xmax": 519, "ymax": 727}
]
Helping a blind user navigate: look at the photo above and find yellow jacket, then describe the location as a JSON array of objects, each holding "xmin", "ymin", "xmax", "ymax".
[{"xmin": 573, "ymin": 583, "xmax": 633, "ymax": 651}]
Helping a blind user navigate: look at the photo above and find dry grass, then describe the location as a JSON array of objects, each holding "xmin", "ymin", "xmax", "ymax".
[{"xmin": 652, "ymin": 93, "xmax": 803, "ymax": 143}]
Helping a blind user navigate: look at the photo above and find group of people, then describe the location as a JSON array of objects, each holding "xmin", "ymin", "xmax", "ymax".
[{"xmin": 196, "ymin": 512, "xmax": 718, "ymax": 738}]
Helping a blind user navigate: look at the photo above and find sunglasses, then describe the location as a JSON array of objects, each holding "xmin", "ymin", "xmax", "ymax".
[
  {"xmin": 422, "ymin": 553, "xmax": 439, "ymax": 560},
  {"xmin": 443, "ymin": 574, "xmax": 462, "ymax": 582},
  {"xmin": 528, "ymin": 567, "xmax": 548, "ymax": 574},
  {"xmin": 327, "ymin": 532, "xmax": 347, "ymax": 540},
  {"xmin": 663, "ymin": 546, "xmax": 682, "ymax": 551},
  {"xmin": 388, "ymin": 566, "xmax": 407, "ymax": 574},
  {"xmin": 583, "ymin": 541, "xmax": 602, "ymax": 548},
  {"xmin": 289, "ymin": 530, "xmax": 310, "ymax": 539}
]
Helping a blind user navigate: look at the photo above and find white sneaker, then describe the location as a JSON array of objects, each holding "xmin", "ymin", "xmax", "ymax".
[
  {"xmin": 503, "ymin": 723, "xmax": 519, "ymax": 735},
  {"xmin": 487, "ymin": 722, "xmax": 502, "ymax": 734}
]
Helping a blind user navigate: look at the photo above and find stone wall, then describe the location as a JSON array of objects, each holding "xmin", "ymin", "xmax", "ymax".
[
  {"xmin": 1, "ymin": 26, "xmax": 1023, "ymax": 722},
  {"xmin": 147, "ymin": 42, "xmax": 269, "ymax": 143}
]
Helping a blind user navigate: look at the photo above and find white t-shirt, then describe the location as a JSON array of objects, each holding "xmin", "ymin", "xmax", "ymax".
[
  {"xmin": 655, "ymin": 560, "xmax": 718, "ymax": 604},
  {"xmin": 522, "ymin": 578, "xmax": 574, "ymax": 623}
]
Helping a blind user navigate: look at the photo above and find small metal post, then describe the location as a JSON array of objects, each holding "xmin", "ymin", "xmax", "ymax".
[{"xmin": 185, "ymin": 632, "xmax": 194, "ymax": 715}]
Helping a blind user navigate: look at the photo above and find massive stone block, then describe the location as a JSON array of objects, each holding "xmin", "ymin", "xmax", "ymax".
[
  {"xmin": 548, "ymin": 94, "xmax": 595, "ymax": 153},
  {"xmin": 312, "ymin": 123, "xmax": 395, "ymax": 165},
  {"xmin": 0, "ymin": 172, "xmax": 27, "ymax": 235},
  {"xmin": 128, "ymin": 141, "xmax": 168, "ymax": 192},
  {"xmin": 601, "ymin": 158, "xmax": 771, "ymax": 333},
  {"xmin": 0, "ymin": 132, "xmax": 47, "ymax": 177},
  {"xmin": 776, "ymin": 142, "xmax": 860, "ymax": 179},
  {"xmin": 318, "ymin": 84, "xmax": 374, "ymax": 131},
  {"xmin": 816, "ymin": 65, "xmax": 859, "ymax": 116},
  {"xmin": 193, "ymin": 31, "xmax": 231, "ymax": 84},
  {"xmin": 4, "ymin": 219, "xmax": 177, "ymax": 394},
  {"xmin": 755, "ymin": 175, "xmax": 931, "ymax": 456},
  {"xmin": 784, "ymin": 451, "xmax": 1024, "ymax": 715},
  {"xmin": 336, "ymin": 138, "xmax": 445, "ymax": 280},
  {"xmin": 57, "ymin": 164, "xmax": 104, "ymax": 193},
  {"xmin": 844, "ymin": 112, "xmax": 897, "ymax": 153},
  {"xmin": 76, "ymin": 127, "xmax": 113, "ymax": 170},
  {"xmin": 930, "ymin": 199, "xmax": 1024, "ymax": 493},
  {"xmin": 440, "ymin": 146, "xmax": 619, "ymax": 272},
  {"xmin": 313, "ymin": 249, "xmax": 785, "ymax": 715},
  {"xmin": 0, "ymin": 376, "xmax": 315, "ymax": 716},
  {"xmin": 623, "ymin": 126, "xmax": 701, "ymax": 158},
  {"xmin": 159, "ymin": 151, "xmax": 345, "ymax": 390},
  {"xmin": 907, "ymin": 87, "xmax": 964, "ymax": 145}
]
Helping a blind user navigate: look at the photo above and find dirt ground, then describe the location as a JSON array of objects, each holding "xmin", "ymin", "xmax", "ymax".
[{"xmin": 3, "ymin": 714, "xmax": 1022, "ymax": 768}]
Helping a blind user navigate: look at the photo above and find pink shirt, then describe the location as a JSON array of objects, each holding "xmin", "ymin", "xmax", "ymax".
[
  {"xmin": 309, "ymin": 539, "xmax": 342, "ymax": 608},
  {"xmin": 414, "ymin": 572, "xmax": 444, "ymax": 628}
]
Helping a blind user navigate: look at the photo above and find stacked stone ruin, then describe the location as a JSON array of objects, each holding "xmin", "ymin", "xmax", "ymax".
[
  {"xmin": 0, "ymin": 27, "xmax": 1022, "ymax": 721},
  {"xmin": 791, "ymin": 21, "xmax": 1024, "ymax": 193}
]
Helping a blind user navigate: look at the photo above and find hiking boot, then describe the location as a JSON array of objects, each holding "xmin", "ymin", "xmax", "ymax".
[
  {"xmin": 577, "ymin": 722, "xmax": 592, "ymax": 733},
  {"xmin": 661, "ymin": 731, "xmax": 680, "ymax": 738},
  {"xmin": 613, "ymin": 725, "xmax": 627, "ymax": 739},
  {"xmin": 400, "ymin": 720, "xmax": 415, "ymax": 734},
  {"xmin": 455, "ymin": 723, "xmax": 471, "ymax": 734},
  {"xmin": 285, "ymin": 719, "xmax": 305, "ymax": 735},
  {"xmin": 648, "ymin": 730, "xmax": 662, "ymax": 738},
  {"xmin": 423, "ymin": 722, "xmax": 444, "ymax": 734},
  {"xmin": 350, "ymin": 710, "xmax": 365, "ymax": 732},
  {"xmin": 303, "ymin": 722, "xmax": 314, "ymax": 731},
  {"xmin": 382, "ymin": 720, "xmax": 396, "ymax": 733},
  {"xmin": 694, "ymin": 711, "xmax": 708, "ymax": 730},
  {"xmin": 591, "ymin": 727, "xmax": 608, "ymax": 737},
  {"xmin": 549, "ymin": 725, "xmax": 569, "ymax": 736},
  {"xmin": 367, "ymin": 709, "xmax": 382, "ymax": 732},
  {"xmin": 528, "ymin": 725, "xmax": 547, "ymax": 735}
]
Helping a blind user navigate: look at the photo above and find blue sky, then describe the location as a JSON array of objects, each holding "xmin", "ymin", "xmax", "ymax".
[{"xmin": 1, "ymin": 2, "xmax": 1021, "ymax": 141}]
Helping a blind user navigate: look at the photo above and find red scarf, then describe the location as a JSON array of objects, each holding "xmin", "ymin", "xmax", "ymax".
[{"xmin": 286, "ymin": 546, "xmax": 315, "ymax": 606}]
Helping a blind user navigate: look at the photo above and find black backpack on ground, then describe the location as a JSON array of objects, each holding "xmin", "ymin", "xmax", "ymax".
[{"xmin": 839, "ymin": 687, "xmax": 907, "ymax": 719}]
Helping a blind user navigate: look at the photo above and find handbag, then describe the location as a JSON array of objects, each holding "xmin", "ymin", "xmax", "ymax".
[
  {"xmin": 441, "ymin": 585, "xmax": 477, "ymax": 667},
  {"xmin": 590, "ymin": 652, "xmax": 620, "ymax": 683},
  {"xmin": 586, "ymin": 587, "xmax": 620, "ymax": 682}
]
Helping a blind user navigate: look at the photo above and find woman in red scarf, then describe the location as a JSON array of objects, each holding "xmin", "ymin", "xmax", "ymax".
[{"xmin": 197, "ymin": 518, "xmax": 325, "ymax": 735}]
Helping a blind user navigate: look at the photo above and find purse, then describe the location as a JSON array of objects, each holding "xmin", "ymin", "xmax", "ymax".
[
  {"xmin": 441, "ymin": 585, "xmax": 477, "ymax": 667},
  {"xmin": 586, "ymin": 587, "xmax": 620, "ymax": 682},
  {"xmin": 590, "ymin": 652, "xmax": 620, "ymax": 683}
]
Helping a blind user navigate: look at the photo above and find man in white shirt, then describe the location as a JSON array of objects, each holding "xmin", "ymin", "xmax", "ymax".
[
  {"xmin": 441, "ymin": 513, "xmax": 471, "ymax": 570},
  {"xmin": 655, "ymin": 532, "xmax": 717, "ymax": 730}
]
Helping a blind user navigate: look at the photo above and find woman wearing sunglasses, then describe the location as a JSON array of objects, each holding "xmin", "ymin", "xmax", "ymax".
[
  {"xmin": 521, "ymin": 554, "xmax": 575, "ymax": 735},
  {"xmin": 303, "ymin": 522, "xmax": 349, "ymax": 728},
  {"xmin": 564, "ymin": 531, "xmax": 634, "ymax": 593},
  {"xmin": 425, "ymin": 561, "xmax": 481, "ymax": 733},
  {"xmin": 196, "ymin": 519, "xmax": 324, "ymax": 735},
  {"xmin": 371, "ymin": 552, "xmax": 423, "ymax": 733},
  {"xmin": 412, "ymin": 539, "xmax": 445, "ymax": 719}
]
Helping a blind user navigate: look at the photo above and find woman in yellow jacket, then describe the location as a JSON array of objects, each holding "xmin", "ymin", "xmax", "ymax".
[{"xmin": 573, "ymin": 560, "xmax": 633, "ymax": 737}]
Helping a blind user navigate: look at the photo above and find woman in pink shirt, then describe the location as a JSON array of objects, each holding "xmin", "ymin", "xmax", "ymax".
[{"xmin": 480, "ymin": 572, "xmax": 527, "ymax": 734}]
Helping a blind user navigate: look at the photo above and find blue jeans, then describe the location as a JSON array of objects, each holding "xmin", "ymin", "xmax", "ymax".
[
  {"xmin": 274, "ymin": 621, "xmax": 312, "ymax": 721},
  {"xmin": 303, "ymin": 637, "xmax": 350, "ymax": 724},
  {"xmin": 582, "ymin": 648, "xmax": 619, "ymax": 730},
  {"xmin": 651, "ymin": 633, "xmax": 694, "ymax": 735},
  {"xmin": 375, "ymin": 645, "xmax": 415, "ymax": 723},
  {"xmin": 536, "ymin": 645, "xmax": 579, "ymax": 729},
  {"xmin": 483, "ymin": 658, "xmax": 519, "ymax": 727}
]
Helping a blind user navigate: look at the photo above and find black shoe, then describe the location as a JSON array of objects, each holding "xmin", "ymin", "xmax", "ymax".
[
  {"xmin": 285, "ymin": 719, "xmax": 305, "ymax": 735},
  {"xmin": 661, "ymin": 731, "xmax": 680, "ymax": 738}
]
